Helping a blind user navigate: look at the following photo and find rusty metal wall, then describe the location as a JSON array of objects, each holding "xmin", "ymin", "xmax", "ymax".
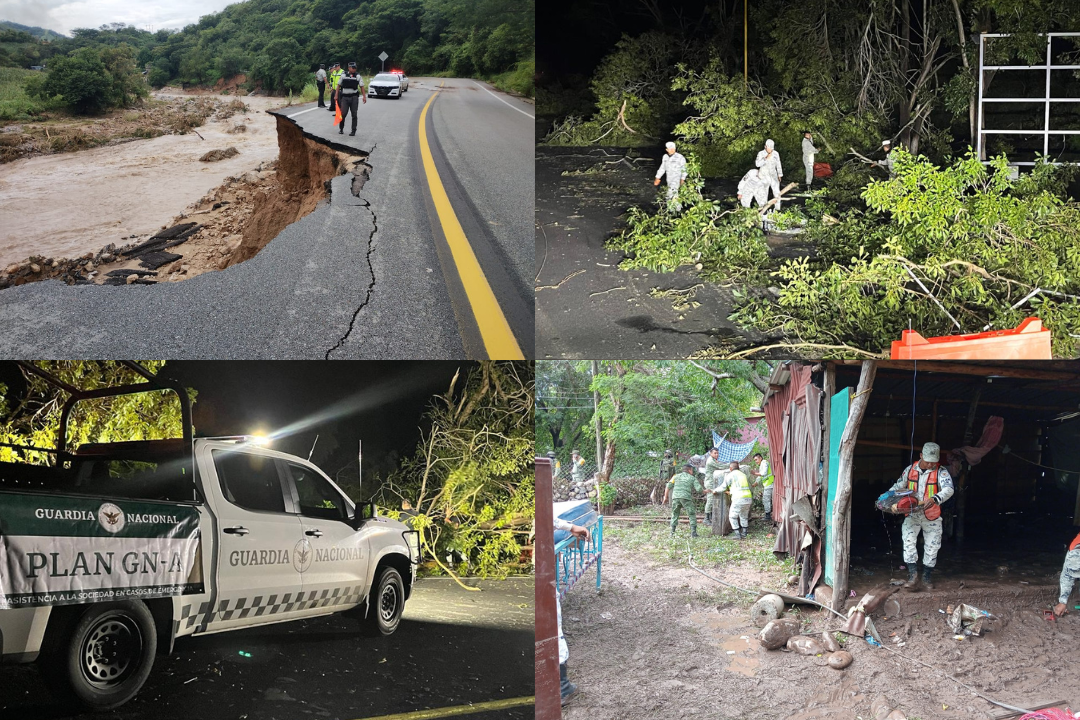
[{"xmin": 535, "ymin": 457, "xmax": 561, "ymax": 720}]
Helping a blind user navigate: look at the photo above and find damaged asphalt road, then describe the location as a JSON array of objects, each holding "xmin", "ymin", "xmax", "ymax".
[
  {"xmin": 0, "ymin": 78, "xmax": 534, "ymax": 359},
  {"xmin": 0, "ymin": 577, "xmax": 535, "ymax": 720}
]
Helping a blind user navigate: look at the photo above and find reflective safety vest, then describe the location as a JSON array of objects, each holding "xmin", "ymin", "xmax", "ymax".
[
  {"xmin": 727, "ymin": 470, "xmax": 752, "ymax": 500},
  {"xmin": 1070, "ymin": 532, "xmax": 1080, "ymax": 552},
  {"xmin": 760, "ymin": 460, "xmax": 774, "ymax": 488},
  {"xmin": 330, "ymin": 69, "xmax": 343, "ymax": 89},
  {"xmin": 907, "ymin": 463, "xmax": 939, "ymax": 503}
]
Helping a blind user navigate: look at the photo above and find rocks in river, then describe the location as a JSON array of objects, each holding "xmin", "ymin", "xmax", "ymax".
[{"xmin": 200, "ymin": 147, "xmax": 239, "ymax": 162}]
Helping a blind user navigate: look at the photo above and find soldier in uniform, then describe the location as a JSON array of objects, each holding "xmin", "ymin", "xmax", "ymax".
[
  {"xmin": 703, "ymin": 448, "xmax": 724, "ymax": 523},
  {"xmin": 873, "ymin": 139, "xmax": 898, "ymax": 178},
  {"xmin": 1054, "ymin": 528, "xmax": 1080, "ymax": 617},
  {"xmin": 653, "ymin": 141, "xmax": 687, "ymax": 210},
  {"xmin": 714, "ymin": 461, "xmax": 753, "ymax": 539},
  {"xmin": 663, "ymin": 463, "xmax": 704, "ymax": 537},
  {"xmin": 750, "ymin": 452, "xmax": 774, "ymax": 523},
  {"xmin": 888, "ymin": 442, "xmax": 954, "ymax": 590},
  {"xmin": 336, "ymin": 62, "xmax": 366, "ymax": 136},
  {"xmin": 570, "ymin": 449, "xmax": 587, "ymax": 484}
]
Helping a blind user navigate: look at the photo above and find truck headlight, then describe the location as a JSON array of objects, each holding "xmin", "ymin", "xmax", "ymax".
[{"xmin": 402, "ymin": 530, "xmax": 420, "ymax": 564}]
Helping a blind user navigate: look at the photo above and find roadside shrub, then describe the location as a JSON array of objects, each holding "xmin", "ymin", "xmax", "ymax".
[
  {"xmin": 34, "ymin": 45, "xmax": 147, "ymax": 114},
  {"xmin": 491, "ymin": 56, "xmax": 533, "ymax": 97}
]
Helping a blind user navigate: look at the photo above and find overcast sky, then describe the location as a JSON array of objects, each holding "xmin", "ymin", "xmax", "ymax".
[{"xmin": 0, "ymin": 0, "xmax": 236, "ymax": 35}]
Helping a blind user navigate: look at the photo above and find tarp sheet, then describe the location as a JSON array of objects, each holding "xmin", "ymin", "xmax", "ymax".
[
  {"xmin": 0, "ymin": 492, "xmax": 203, "ymax": 608},
  {"xmin": 711, "ymin": 430, "xmax": 758, "ymax": 464}
]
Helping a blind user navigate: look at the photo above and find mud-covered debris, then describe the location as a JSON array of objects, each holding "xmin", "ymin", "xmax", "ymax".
[
  {"xmin": 106, "ymin": 269, "xmax": 156, "ymax": 277},
  {"xmin": 200, "ymin": 147, "xmax": 240, "ymax": 162},
  {"xmin": 821, "ymin": 631, "xmax": 841, "ymax": 653},
  {"xmin": 751, "ymin": 594, "xmax": 784, "ymax": 628},
  {"xmin": 227, "ymin": 124, "xmax": 247, "ymax": 134},
  {"xmin": 827, "ymin": 650, "xmax": 853, "ymax": 669},
  {"xmin": 139, "ymin": 251, "xmax": 183, "ymax": 270},
  {"xmin": 786, "ymin": 635, "xmax": 825, "ymax": 655},
  {"xmin": 759, "ymin": 618, "xmax": 801, "ymax": 650}
]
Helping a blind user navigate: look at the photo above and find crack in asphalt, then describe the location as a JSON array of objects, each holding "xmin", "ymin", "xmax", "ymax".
[{"xmin": 326, "ymin": 143, "xmax": 378, "ymax": 359}]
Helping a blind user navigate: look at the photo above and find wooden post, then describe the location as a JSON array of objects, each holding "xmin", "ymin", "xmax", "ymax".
[
  {"xmin": 534, "ymin": 457, "xmax": 561, "ymax": 720},
  {"xmin": 822, "ymin": 363, "xmax": 834, "ymax": 523},
  {"xmin": 831, "ymin": 360, "xmax": 877, "ymax": 614},
  {"xmin": 591, "ymin": 359, "xmax": 603, "ymax": 511}
]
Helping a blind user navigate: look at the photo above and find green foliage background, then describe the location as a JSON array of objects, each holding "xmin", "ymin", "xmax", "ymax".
[{"xmin": 0, "ymin": 361, "xmax": 193, "ymax": 465}]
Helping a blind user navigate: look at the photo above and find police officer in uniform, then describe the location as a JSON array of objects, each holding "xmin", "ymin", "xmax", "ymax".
[
  {"xmin": 336, "ymin": 62, "xmax": 366, "ymax": 136},
  {"xmin": 315, "ymin": 64, "xmax": 327, "ymax": 107}
]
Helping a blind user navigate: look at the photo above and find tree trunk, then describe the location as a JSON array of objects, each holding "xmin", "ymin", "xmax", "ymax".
[
  {"xmin": 950, "ymin": 0, "xmax": 976, "ymax": 146},
  {"xmin": 592, "ymin": 360, "xmax": 603, "ymax": 471},
  {"xmin": 831, "ymin": 360, "xmax": 877, "ymax": 614}
]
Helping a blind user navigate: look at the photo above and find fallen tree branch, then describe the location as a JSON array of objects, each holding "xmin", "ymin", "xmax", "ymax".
[
  {"xmin": 589, "ymin": 286, "xmax": 626, "ymax": 297},
  {"xmin": 758, "ymin": 182, "xmax": 799, "ymax": 215},
  {"xmin": 723, "ymin": 343, "xmax": 886, "ymax": 359},
  {"xmin": 535, "ymin": 269, "xmax": 585, "ymax": 291}
]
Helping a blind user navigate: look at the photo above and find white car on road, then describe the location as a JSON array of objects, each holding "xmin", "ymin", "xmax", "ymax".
[
  {"xmin": 368, "ymin": 73, "xmax": 404, "ymax": 99},
  {"xmin": 389, "ymin": 70, "xmax": 409, "ymax": 91}
]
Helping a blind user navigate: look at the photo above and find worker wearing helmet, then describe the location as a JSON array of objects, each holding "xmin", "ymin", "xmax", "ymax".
[
  {"xmin": 889, "ymin": 442, "xmax": 954, "ymax": 590},
  {"xmin": 714, "ymin": 461, "xmax": 753, "ymax": 539}
]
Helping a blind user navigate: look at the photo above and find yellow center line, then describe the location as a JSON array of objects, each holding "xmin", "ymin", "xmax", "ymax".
[
  {"xmin": 418, "ymin": 90, "xmax": 524, "ymax": 359},
  {"xmin": 346, "ymin": 696, "xmax": 535, "ymax": 720}
]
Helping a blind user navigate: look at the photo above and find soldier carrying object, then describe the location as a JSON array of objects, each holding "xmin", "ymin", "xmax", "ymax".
[
  {"xmin": 889, "ymin": 441, "xmax": 954, "ymax": 591},
  {"xmin": 714, "ymin": 461, "xmax": 753, "ymax": 539},
  {"xmin": 663, "ymin": 463, "xmax": 705, "ymax": 537}
]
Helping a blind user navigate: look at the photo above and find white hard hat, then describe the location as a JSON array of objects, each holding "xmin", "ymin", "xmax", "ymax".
[
  {"xmin": 765, "ymin": 139, "xmax": 775, "ymax": 149},
  {"xmin": 882, "ymin": 139, "xmax": 892, "ymax": 146},
  {"xmin": 665, "ymin": 141, "xmax": 676, "ymax": 150},
  {"xmin": 921, "ymin": 442, "xmax": 940, "ymax": 462}
]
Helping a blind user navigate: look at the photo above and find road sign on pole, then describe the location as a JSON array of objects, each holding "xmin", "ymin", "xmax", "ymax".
[{"xmin": 378, "ymin": 51, "xmax": 388, "ymax": 71}]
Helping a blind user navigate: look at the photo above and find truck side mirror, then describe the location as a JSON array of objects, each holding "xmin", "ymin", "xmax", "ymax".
[{"xmin": 352, "ymin": 501, "xmax": 377, "ymax": 527}]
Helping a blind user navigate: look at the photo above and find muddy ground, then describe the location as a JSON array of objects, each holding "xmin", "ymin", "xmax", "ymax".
[
  {"xmin": 535, "ymin": 145, "xmax": 819, "ymax": 359},
  {"xmin": 561, "ymin": 518, "xmax": 1079, "ymax": 720},
  {"xmin": 0, "ymin": 92, "xmax": 286, "ymax": 270}
]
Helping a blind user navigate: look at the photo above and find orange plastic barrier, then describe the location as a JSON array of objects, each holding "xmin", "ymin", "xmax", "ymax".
[{"xmin": 890, "ymin": 318, "xmax": 1052, "ymax": 360}]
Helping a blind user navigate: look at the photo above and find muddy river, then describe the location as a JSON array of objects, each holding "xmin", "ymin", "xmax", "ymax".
[{"xmin": 0, "ymin": 94, "xmax": 287, "ymax": 267}]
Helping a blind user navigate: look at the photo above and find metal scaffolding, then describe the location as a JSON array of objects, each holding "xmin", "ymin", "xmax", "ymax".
[{"xmin": 977, "ymin": 32, "xmax": 1080, "ymax": 165}]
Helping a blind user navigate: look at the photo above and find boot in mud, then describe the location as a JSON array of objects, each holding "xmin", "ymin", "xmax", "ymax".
[
  {"xmin": 560, "ymin": 663, "xmax": 577, "ymax": 705},
  {"xmin": 903, "ymin": 565, "xmax": 920, "ymax": 591},
  {"xmin": 705, "ymin": 512, "xmax": 712, "ymax": 524},
  {"xmin": 922, "ymin": 565, "xmax": 934, "ymax": 590}
]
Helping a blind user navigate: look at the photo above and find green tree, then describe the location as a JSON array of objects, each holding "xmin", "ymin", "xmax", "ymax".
[
  {"xmin": 376, "ymin": 362, "xmax": 533, "ymax": 582},
  {"xmin": 0, "ymin": 362, "xmax": 194, "ymax": 466},
  {"xmin": 42, "ymin": 47, "xmax": 112, "ymax": 113}
]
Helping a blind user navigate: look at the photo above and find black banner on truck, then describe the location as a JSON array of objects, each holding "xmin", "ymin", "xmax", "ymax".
[{"xmin": 0, "ymin": 493, "xmax": 203, "ymax": 608}]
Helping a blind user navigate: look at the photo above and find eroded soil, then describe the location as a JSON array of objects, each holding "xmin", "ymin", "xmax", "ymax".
[{"xmin": 561, "ymin": 525, "xmax": 1080, "ymax": 720}]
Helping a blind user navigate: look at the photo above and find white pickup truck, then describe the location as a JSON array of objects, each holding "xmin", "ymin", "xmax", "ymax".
[{"xmin": 0, "ymin": 363, "xmax": 418, "ymax": 710}]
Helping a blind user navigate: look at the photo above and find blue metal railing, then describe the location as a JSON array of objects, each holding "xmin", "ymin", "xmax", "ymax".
[{"xmin": 555, "ymin": 515, "xmax": 602, "ymax": 600}]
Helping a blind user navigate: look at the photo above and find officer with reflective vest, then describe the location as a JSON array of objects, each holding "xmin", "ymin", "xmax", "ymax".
[
  {"xmin": 327, "ymin": 63, "xmax": 342, "ymax": 113},
  {"xmin": 751, "ymin": 452, "xmax": 774, "ymax": 523},
  {"xmin": 714, "ymin": 461, "xmax": 753, "ymax": 539},
  {"xmin": 1054, "ymin": 530, "xmax": 1080, "ymax": 617},
  {"xmin": 888, "ymin": 442, "xmax": 954, "ymax": 590}
]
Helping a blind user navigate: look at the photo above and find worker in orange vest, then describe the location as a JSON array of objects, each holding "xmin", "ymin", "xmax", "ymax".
[
  {"xmin": 888, "ymin": 442, "xmax": 954, "ymax": 591},
  {"xmin": 1054, "ymin": 531, "xmax": 1080, "ymax": 617}
]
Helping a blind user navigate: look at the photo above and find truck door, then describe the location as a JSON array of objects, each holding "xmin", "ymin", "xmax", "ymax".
[
  {"xmin": 280, "ymin": 460, "xmax": 369, "ymax": 615},
  {"xmin": 204, "ymin": 447, "xmax": 306, "ymax": 632}
]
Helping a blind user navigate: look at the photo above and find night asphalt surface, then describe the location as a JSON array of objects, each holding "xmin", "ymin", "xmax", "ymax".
[
  {"xmin": 0, "ymin": 79, "xmax": 533, "ymax": 359},
  {"xmin": 0, "ymin": 577, "xmax": 534, "ymax": 720},
  {"xmin": 535, "ymin": 145, "xmax": 767, "ymax": 358}
]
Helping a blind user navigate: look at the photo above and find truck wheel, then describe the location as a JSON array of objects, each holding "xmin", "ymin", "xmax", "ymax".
[
  {"xmin": 365, "ymin": 567, "xmax": 405, "ymax": 636},
  {"xmin": 49, "ymin": 601, "xmax": 157, "ymax": 710}
]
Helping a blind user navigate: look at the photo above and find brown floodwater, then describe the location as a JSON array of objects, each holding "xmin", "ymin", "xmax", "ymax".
[{"xmin": 0, "ymin": 94, "xmax": 286, "ymax": 267}]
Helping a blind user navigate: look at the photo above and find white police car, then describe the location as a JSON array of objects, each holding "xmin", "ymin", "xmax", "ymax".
[
  {"xmin": 368, "ymin": 73, "xmax": 404, "ymax": 99},
  {"xmin": 389, "ymin": 70, "xmax": 409, "ymax": 92}
]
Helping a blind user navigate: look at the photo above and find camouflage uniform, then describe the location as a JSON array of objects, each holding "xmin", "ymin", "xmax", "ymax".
[
  {"xmin": 657, "ymin": 453, "xmax": 675, "ymax": 499},
  {"xmin": 655, "ymin": 152, "xmax": 688, "ymax": 209},
  {"xmin": 570, "ymin": 456, "xmax": 587, "ymax": 484},
  {"xmin": 703, "ymin": 456, "xmax": 724, "ymax": 517},
  {"xmin": 890, "ymin": 463, "xmax": 954, "ymax": 568},
  {"xmin": 668, "ymin": 471, "xmax": 704, "ymax": 534},
  {"xmin": 1059, "ymin": 533, "xmax": 1080, "ymax": 605}
]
